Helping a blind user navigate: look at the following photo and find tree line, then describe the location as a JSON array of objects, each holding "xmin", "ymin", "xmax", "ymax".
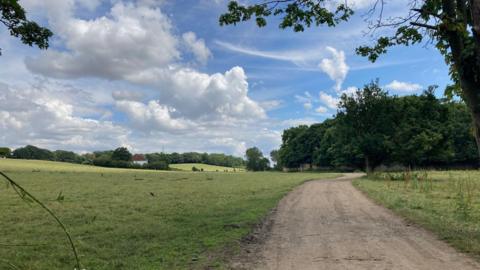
[
  {"xmin": 274, "ymin": 82, "xmax": 478, "ymax": 172},
  {"xmin": 2, "ymin": 145, "xmax": 245, "ymax": 170}
]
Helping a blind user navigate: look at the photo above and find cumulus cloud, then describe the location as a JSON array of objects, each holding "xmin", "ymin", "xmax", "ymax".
[
  {"xmin": 0, "ymin": 82, "xmax": 128, "ymax": 150},
  {"xmin": 319, "ymin": 92, "xmax": 340, "ymax": 109},
  {"xmin": 182, "ymin": 32, "xmax": 211, "ymax": 64},
  {"xmin": 126, "ymin": 66, "xmax": 266, "ymax": 122},
  {"xmin": 24, "ymin": 2, "xmax": 264, "ymax": 127},
  {"xmin": 26, "ymin": 2, "xmax": 180, "ymax": 79},
  {"xmin": 116, "ymin": 100, "xmax": 192, "ymax": 132},
  {"xmin": 319, "ymin": 47, "xmax": 349, "ymax": 91},
  {"xmin": 384, "ymin": 80, "xmax": 422, "ymax": 92},
  {"xmin": 5, "ymin": 1, "xmax": 282, "ymax": 155}
]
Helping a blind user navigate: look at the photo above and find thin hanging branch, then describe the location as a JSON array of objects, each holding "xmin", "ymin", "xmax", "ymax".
[{"xmin": 0, "ymin": 171, "xmax": 81, "ymax": 269}]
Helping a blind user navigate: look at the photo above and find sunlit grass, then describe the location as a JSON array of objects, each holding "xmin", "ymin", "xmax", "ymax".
[{"xmin": 0, "ymin": 159, "xmax": 338, "ymax": 269}]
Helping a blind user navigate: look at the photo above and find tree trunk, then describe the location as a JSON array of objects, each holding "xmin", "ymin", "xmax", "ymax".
[
  {"xmin": 466, "ymin": 0, "xmax": 480, "ymax": 165},
  {"xmin": 443, "ymin": 0, "xmax": 480, "ymax": 164},
  {"xmin": 460, "ymin": 81, "xmax": 480, "ymax": 166},
  {"xmin": 472, "ymin": 0, "xmax": 480, "ymax": 67},
  {"xmin": 365, "ymin": 155, "xmax": 371, "ymax": 174}
]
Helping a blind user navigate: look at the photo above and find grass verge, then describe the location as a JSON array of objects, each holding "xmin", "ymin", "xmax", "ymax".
[{"xmin": 353, "ymin": 171, "xmax": 480, "ymax": 260}]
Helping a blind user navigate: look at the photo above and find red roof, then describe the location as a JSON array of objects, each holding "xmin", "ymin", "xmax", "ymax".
[{"xmin": 132, "ymin": 154, "xmax": 146, "ymax": 161}]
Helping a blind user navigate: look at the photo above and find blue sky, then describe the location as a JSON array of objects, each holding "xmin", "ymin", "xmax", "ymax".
[{"xmin": 0, "ymin": 0, "xmax": 451, "ymax": 156}]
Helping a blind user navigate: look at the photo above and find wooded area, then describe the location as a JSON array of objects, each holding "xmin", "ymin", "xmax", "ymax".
[{"xmin": 276, "ymin": 82, "xmax": 478, "ymax": 171}]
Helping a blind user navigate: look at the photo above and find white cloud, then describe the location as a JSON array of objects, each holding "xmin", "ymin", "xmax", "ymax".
[
  {"xmin": 182, "ymin": 32, "xmax": 211, "ymax": 64},
  {"xmin": 26, "ymin": 2, "xmax": 180, "ymax": 79},
  {"xmin": 315, "ymin": 106, "xmax": 328, "ymax": 114},
  {"xmin": 116, "ymin": 100, "xmax": 192, "ymax": 132},
  {"xmin": 295, "ymin": 91, "xmax": 314, "ymax": 110},
  {"xmin": 385, "ymin": 80, "xmax": 422, "ymax": 92},
  {"xmin": 215, "ymin": 40, "xmax": 326, "ymax": 63},
  {"xmin": 340, "ymin": 86, "xmax": 358, "ymax": 96},
  {"xmin": 319, "ymin": 92, "xmax": 340, "ymax": 109},
  {"xmin": 0, "ymin": 82, "xmax": 129, "ymax": 151},
  {"xmin": 126, "ymin": 66, "xmax": 266, "ymax": 122},
  {"xmin": 259, "ymin": 100, "xmax": 283, "ymax": 111},
  {"xmin": 318, "ymin": 47, "xmax": 349, "ymax": 91}
]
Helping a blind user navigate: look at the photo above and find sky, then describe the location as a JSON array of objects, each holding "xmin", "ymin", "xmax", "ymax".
[{"xmin": 0, "ymin": 0, "xmax": 451, "ymax": 157}]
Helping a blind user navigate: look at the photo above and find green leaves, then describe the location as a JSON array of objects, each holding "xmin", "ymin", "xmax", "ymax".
[
  {"xmin": 219, "ymin": 0, "xmax": 353, "ymax": 32},
  {"xmin": 356, "ymin": 27, "xmax": 423, "ymax": 63},
  {"xmin": 0, "ymin": 0, "xmax": 53, "ymax": 54}
]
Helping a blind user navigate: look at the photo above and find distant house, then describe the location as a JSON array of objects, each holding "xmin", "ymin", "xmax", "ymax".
[{"xmin": 132, "ymin": 154, "xmax": 147, "ymax": 166}]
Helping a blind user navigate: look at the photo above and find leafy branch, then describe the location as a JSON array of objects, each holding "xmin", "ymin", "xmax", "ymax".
[{"xmin": 0, "ymin": 171, "xmax": 81, "ymax": 269}]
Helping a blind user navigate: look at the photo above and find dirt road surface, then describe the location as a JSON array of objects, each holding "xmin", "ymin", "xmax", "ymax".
[{"xmin": 231, "ymin": 174, "xmax": 480, "ymax": 270}]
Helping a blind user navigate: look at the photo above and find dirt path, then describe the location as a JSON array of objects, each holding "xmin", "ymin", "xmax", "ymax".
[{"xmin": 231, "ymin": 174, "xmax": 480, "ymax": 270}]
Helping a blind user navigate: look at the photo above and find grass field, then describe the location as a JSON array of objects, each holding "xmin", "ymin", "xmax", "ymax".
[
  {"xmin": 353, "ymin": 170, "xmax": 480, "ymax": 259},
  {"xmin": 169, "ymin": 163, "xmax": 245, "ymax": 172},
  {"xmin": 0, "ymin": 159, "xmax": 338, "ymax": 269}
]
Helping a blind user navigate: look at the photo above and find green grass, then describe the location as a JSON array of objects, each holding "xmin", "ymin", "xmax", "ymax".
[
  {"xmin": 353, "ymin": 170, "xmax": 480, "ymax": 259},
  {"xmin": 169, "ymin": 163, "xmax": 245, "ymax": 172},
  {"xmin": 0, "ymin": 159, "xmax": 338, "ymax": 269}
]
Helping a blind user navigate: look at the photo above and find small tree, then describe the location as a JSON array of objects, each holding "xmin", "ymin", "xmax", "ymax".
[
  {"xmin": 111, "ymin": 147, "xmax": 132, "ymax": 162},
  {"xmin": 0, "ymin": 147, "xmax": 11, "ymax": 157},
  {"xmin": 246, "ymin": 147, "xmax": 270, "ymax": 171},
  {"xmin": 270, "ymin": 149, "xmax": 281, "ymax": 170}
]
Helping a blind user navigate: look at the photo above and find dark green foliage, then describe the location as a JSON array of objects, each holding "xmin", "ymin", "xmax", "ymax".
[
  {"xmin": 245, "ymin": 147, "xmax": 270, "ymax": 171},
  {"xmin": 54, "ymin": 150, "xmax": 79, "ymax": 163},
  {"xmin": 12, "ymin": 145, "xmax": 54, "ymax": 160},
  {"xmin": 111, "ymin": 147, "xmax": 132, "ymax": 162},
  {"xmin": 146, "ymin": 152, "xmax": 244, "ymax": 167},
  {"xmin": 337, "ymin": 81, "xmax": 396, "ymax": 171},
  {"xmin": 0, "ymin": 0, "xmax": 53, "ymax": 54},
  {"xmin": 146, "ymin": 161, "xmax": 169, "ymax": 170},
  {"xmin": 0, "ymin": 147, "xmax": 10, "ymax": 157},
  {"xmin": 278, "ymin": 83, "xmax": 478, "ymax": 171},
  {"xmin": 219, "ymin": 1, "xmax": 353, "ymax": 32}
]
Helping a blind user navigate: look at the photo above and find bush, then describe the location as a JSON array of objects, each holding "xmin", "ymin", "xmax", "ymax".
[
  {"xmin": 147, "ymin": 161, "xmax": 169, "ymax": 170},
  {"xmin": 192, "ymin": 166, "xmax": 199, "ymax": 171}
]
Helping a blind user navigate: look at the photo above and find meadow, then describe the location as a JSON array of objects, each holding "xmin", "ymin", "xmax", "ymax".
[
  {"xmin": 353, "ymin": 170, "xmax": 480, "ymax": 259},
  {"xmin": 169, "ymin": 163, "xmax": 245, "ymax": 172},
  {"xmin": 0, "ymin": 159, "xmax": 338, "ymax": 269}
]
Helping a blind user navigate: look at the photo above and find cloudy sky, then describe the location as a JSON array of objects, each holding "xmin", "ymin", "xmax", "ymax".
[{"xmin": 0, "ymin": 0, "xmax": 450, "ymax": 156}]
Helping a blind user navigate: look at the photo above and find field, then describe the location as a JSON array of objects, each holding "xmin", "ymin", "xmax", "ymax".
[
  {"xmin": 0, "ymin": 159, "xmax": 338, "ymax": 269},
  {"xmin": 353, "ymin": 171, "xmax": 480, "ymax": 259},
  {"xmin": 169, "ymin": 163, "xmax": 245, "ymax": 172}
]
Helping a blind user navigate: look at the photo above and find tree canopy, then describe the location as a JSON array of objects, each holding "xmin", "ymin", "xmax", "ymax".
[
  {"xmin": 0, "ymin": 0, "xmax": 52, "ymax": 54},
  {"xmin": 111, "ymin": 147, "xmax": 133, "ymax": 162},
  {"xmin": 277, "ymin": 82, "xmax": 478, "ymax": 171}
]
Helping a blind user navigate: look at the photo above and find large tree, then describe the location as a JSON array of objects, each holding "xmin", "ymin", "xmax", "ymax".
[
  {"xmin": 220, "ymin": 0, "xmax": 480, "ymax": 159},
  {"xmin": 0, "ymin": 0, "xmax": 52, "ymax": 54}
]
